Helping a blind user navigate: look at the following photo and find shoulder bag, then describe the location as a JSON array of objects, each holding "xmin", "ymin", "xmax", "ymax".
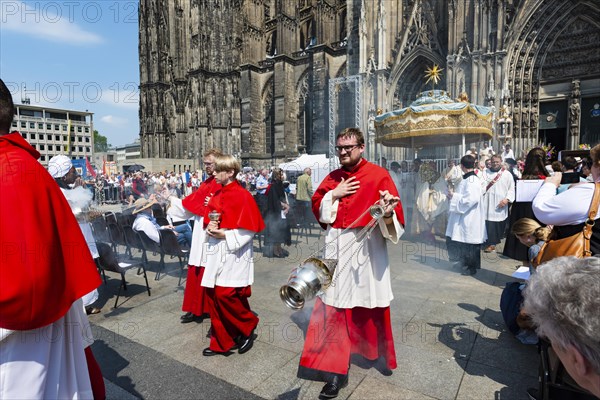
[{"xmin": 533, "ymin": 183, "xmax": 600, "ymax": 268}]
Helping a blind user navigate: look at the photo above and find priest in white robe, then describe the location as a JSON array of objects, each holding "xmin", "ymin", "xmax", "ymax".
[
  {"xmin": 481, "ymin": 155, "xmax": 515, "ymax": 253},
  {"xmin": 446, "ymin": 155, "xmax": 487, "ymax": 276}
]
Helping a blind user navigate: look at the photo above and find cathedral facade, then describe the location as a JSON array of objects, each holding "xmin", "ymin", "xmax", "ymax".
[{"xmin": 139, "ymin": 0, "xmax": 600, "ymax": 165}]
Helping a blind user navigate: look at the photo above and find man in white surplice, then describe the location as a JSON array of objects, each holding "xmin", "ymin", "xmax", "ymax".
[
  {"xmin": 481, "ymin": 154, "xmax": 515, "ymax": 253},
  {"xmin": 297, "ymin": 127, "xmax": 404, "ymax": 400},
  {"xmin": 446, "ymin": 155, "xmax": 487, "ymax": 276}
]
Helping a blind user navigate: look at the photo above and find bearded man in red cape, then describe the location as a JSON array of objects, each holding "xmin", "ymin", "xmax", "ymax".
[
  {"xmin": 297, "ymin": 127, "xmax": 404, "ymax": 399},
  {"xmin": 0, "ymin": 79, "xmax": 104, "ymax": 398}
]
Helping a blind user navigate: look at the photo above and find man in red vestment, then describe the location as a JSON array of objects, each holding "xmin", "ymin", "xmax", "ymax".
[
  {"xmin": 200, "ymin": 154, "xmax": 265, "ymax": 356},
  {"xmin": 179, "ymin": 149, "xmax": 223, "ymax": 323},
  {"xmin": 297, "ymin": 127, "xmax": 404, "ymax": 399},
  {"xmin": 0, "ymin": 79, "xmax": 104, "ymax": 398}
]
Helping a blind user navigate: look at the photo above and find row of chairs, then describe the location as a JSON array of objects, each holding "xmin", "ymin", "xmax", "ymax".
[
  {"xmin": 90, "ymin": 200, "xmax": 319, "ymax": 307},
  {"xmin": 90, "ymin": 211, "xmax": 189, "ymax": 285}
]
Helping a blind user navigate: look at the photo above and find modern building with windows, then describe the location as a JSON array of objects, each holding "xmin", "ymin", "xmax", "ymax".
[
  {"xmin": 115, "ymin": 140, "xmax": 142, "ymax": 164},
  {"xmin": 12, "ymin": 103, "xmax": 94, "ymax": 165}
]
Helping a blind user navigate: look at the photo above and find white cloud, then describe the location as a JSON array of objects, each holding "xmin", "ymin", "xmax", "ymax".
[
  {"xmin": 100, "ymin": 115, "xmax": 128, "ymax": 126},
  {"xmin": 100, "ymin": 86, "xmax": 140, "ymax": 111},
  {"xmin": 0, "ymin": 1, "xmax": 103, "ymax": 45}
]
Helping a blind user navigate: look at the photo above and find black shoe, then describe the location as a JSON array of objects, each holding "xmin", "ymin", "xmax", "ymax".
[
  {"xmin": 180, "ymin": 312, "xmax": 193, "ymax": 320},
  {"xmin": 237, "ymin": 331, "xmax": 255, "ymax": 354},
  {"xmin": 202, "ymin": 347, "xmax": 229, "ymax": 357},
  {"xmin": 319, "ymin": 375, "xmax": 348, "ymax": 399},
  {"xmin": 181, "ymin": 312, "xmax": 208, "ymax": 324},
  {"xmin": 85, "ymin": 307, "xmax": 101, "ymax": 315},
  {"xmin": 526, "ymin": 388, "xmax": 539, "ymax": 400},
  {"xmin": 461, "ymin": 268, "xmax": 477, "ymax": 276}
]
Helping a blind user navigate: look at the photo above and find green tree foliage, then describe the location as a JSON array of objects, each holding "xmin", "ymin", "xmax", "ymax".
[{"xmin": 93, "ymin": 130, "xmax": 108, "ymax": 152}]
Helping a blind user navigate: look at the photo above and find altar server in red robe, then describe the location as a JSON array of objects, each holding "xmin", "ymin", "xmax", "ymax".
[
  {"xmin": 200, "ymin": 154, "xmax": 265, "ymax": 356},
  {"xmin": 174, "ymin": 148, "xmax": 223, "ymax": 323},
  {"xmin": 297, "ymin": 127, "xmax": 404, "ymax": 399},
  {"xmin": 0, "ymin": 79, "xmax": 104, "ymax": 399}
]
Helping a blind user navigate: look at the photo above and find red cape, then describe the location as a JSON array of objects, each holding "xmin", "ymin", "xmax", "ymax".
[
  {"xmin": 204, "ymin": 181, "xmax": 265, "ymax": 232},
  {"xmin": 312, "ymin": 159, "xmax": 405, "ymax": 229},
  {"xmin": 182, "ymin": 176, "xmax": 221, "ymax": 216},
  {"xmin": 0, "ymin": 132, "xmax": 101, "ymax": 330}
]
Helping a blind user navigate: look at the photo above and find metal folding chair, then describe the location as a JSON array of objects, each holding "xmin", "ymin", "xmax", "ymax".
[{"xmin": 96, "ymin": 242, "xmax": 151, "ymax": 308}]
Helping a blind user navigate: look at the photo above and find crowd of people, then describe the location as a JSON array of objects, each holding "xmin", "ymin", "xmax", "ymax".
[
  {"xmin": 79, "ymin": 167, "xmax": 263, "ymax": 207},
  {"xmin": 1, "ymin": 74, "xmax": 599, "ymax": 400}
]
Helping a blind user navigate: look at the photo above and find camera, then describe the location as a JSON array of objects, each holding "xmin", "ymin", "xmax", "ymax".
[{"xmin": 560, "ymin": 172, "xmax": 580, "ymax": 185}]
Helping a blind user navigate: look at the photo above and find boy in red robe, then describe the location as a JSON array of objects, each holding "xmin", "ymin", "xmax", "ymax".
[{"xmin": 200, "ymin": 154, "xmax": 265, "ymax": 356}]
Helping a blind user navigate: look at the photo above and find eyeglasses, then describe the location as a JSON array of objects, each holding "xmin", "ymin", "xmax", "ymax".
[{"xmin": 335, "ymin": 144, "xmax": 360, "ymax": 153}]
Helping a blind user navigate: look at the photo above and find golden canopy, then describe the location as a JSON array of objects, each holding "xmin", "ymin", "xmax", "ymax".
[{"xmin": 375, "ymin": 90, "xmax": 493, "ymax": 148}]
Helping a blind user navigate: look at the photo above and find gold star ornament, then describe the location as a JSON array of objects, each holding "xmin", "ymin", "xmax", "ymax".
[{"xmin": 424, "ymin": 64, "xmax": 443, "ymax": 86}]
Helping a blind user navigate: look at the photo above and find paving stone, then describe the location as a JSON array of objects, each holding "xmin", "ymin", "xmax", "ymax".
[{"xmin": 88, "ymin": 210, "xmax": 538, "ymax": 400}]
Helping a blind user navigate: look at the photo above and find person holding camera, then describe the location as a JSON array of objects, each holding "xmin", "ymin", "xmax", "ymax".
[{"xmin": 532, "ymin": 144, "xmax": 600, "ymax": 255}]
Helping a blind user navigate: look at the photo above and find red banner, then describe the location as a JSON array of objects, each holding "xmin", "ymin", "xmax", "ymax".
[{"xmin": 86, "ymin": 157, "xmax": 97, "ymax": 178}]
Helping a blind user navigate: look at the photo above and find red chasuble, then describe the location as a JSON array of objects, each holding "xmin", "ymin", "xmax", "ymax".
[
  {"xmin": 182, "ymin": 175, "xmax": 221, "ymax": 216},
  {"xmin": 204, "ymin": 181, "xmax": 265, "ymax": 232},
  {"xmin": 312, "ymin": 158, "xmax": 405, "ymax": 229},
  {"xmin": 0, "ymin": 132, "xmax": 101, "ymax": 330}
]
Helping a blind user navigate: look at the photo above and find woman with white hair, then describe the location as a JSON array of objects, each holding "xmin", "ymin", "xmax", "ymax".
[{"xmin": 523, "ymin": 256, "xmax": 600, "ymax": 398}]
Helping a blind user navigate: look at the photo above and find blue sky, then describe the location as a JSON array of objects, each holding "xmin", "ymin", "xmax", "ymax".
[{"xmin": 0, "ymin": 0, "xmax": 140, "ymax": 146}]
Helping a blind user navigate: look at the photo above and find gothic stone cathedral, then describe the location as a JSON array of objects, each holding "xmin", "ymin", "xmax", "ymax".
[{"xmin": 139, "ymin": 0, "xmax": 600, "ymax": 165}]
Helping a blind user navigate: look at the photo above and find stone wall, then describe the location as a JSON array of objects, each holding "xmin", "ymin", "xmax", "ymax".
[{"xmin": 139, "ymin": 0, "xmax": 600, "ymax": 165}]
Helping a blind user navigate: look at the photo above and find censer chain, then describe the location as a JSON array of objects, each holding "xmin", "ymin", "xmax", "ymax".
[{"xmin": 303, "ymin": 200, "xmax": 386, "ymax": 287}]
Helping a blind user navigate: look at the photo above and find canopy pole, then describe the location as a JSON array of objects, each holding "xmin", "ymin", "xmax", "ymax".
[{"xmin": 462, "ymin": 134, "xmax": 466, "ymax": 156}]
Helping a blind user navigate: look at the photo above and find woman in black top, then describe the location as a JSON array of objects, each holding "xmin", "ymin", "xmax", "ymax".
[
  {"xmin": 502, "ymin": 148, "xmax": 550, "ymax": 264},
  {"xmin": 263, "ymin": 168, "xmax": 291, "ymax": 257}
]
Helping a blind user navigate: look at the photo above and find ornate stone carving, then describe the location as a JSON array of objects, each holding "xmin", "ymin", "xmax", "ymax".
[{"xmin": 138, "ymin": 0, "xmax": 598, "ymax": 163}]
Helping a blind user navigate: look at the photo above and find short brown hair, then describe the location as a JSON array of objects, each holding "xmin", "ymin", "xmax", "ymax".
[
  {"xmin": 336, "ymin": 127, "xmax": 365, "ymax": 146},
  {"xmin": 203, "ymin": 148, "xmax": 223, "ymax": 158},
  {"xmin": 214, "ymin": 154, "xmax": 240, "ymax": 177}
]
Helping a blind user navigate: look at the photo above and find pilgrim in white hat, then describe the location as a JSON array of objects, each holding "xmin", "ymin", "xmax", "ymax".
[{"xmin": 47, "ymin": 155, "xmax": 73, "ymax": 178}]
